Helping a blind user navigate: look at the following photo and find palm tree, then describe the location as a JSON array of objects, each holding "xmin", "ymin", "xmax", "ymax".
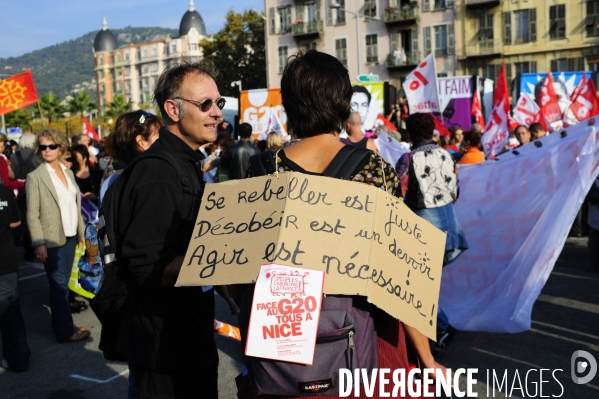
[
  {"xmin": 38, "ymin": 92, "xmax": 65, "ymax": 127},
  {"xmin": 5, "ymin": 108, "xmax": 33, "ymax": 131},
  {"xmin": 68, "ymin": 91, "xmax": 96, "ymax": 119},
  {"xmin": 105, "ymin": 95, "xmax": 132, "ymax": 118}
]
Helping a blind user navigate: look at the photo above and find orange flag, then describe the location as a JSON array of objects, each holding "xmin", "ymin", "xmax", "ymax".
[{"xmin": 0, "ymin": 70, "xmax": 39, "ymax": 116}]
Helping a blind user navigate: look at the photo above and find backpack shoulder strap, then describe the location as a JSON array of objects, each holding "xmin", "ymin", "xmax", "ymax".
[
  {"xmin": 125, "ymin": 151, "xmax": 200, "ymax": 196},
  {"xmin": 249, "ymin": 151, "xmax": 277, "ymax": 177},
  {"xmin": 323, "ymin": 145, "xmax": 373, "ymax": 180}
]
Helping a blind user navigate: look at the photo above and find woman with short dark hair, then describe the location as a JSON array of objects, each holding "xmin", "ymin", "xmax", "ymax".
[
  {"xmin": 237, "ymin": 51, "xmax": 447, "ymax": 398},
  {"xmin": 69, "ymin": 144, "xmax": 103, "ymax": 203}
]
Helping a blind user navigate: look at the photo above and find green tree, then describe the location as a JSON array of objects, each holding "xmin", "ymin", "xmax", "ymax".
[
  {"xmin": 4, "ymin": 108, "xmax": 33, "ymax": 131},
  {"xmin": 68, "ymin": 91, "xmax": 96, "ymax": 119},
  {"xmin": 38, "ymin": 92, "xmax": 65, "ymax": 127},
  {"xmin": 106, "ymin": 95, "xmax": 132, "ymax": 118},
  {"xmin": 199, "ymin": 10, "xmax": 266, "ymax": 97}
]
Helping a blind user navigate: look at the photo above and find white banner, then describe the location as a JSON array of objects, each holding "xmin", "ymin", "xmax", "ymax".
[
  {"xmin": 442, "ymin": 119, "xmax": 599, "ymax": 332},
  {"xmin": 402, "ymin": 53, "xmax": 439, "ymax": 114},
  {"xmin": 512, "ymin": 92, "xmax": 540, "ymax": 127}
]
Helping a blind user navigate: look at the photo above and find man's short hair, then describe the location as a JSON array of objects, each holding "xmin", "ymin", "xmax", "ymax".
[
  {"xmin": 352, "ymin": 85, "xmax": 372, "ymax": 105},
  {"xmin": 19, "ymin": 132, "xmax": 37, "ymax": 149},
  {"xmin": 515, "ymin": 124, "xmax": 528, "ymax": 133},
  {"xmin": 529, "ymin": 123, "xmax": 544, "ymax": 134},
  {"xmin": 153, "ymin": 61, "xmax": 218, "ymax": 122},
  {"xmin": 281, "ymin": 50, "xmax": 352, "ymax": 138},
  {"xmin": 470, "ymin": 123, "xmax": 482, "ymax": 134},
  {"xmin": 238, "ymin": 123, "xmax": 253, "ymax": 139},
  {"xmin": 405, "ymin": 113, "xmax": 435, "ymax": 144},
  {"xmin": 464, "ymin": 130, "xmax": 482, "ymax": 148}
]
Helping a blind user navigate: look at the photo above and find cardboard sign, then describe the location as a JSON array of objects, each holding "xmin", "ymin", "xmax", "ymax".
[
  {"xmin": 245, "ymin": 264, "xmax": 324, "ymax": 365},
  {"xmin": 176, "ymin": 172, "xmax": 447, "ymax": 339}
]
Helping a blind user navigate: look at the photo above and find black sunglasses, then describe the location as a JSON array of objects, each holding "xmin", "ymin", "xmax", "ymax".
[
  {"xmin": 173, "ymin": 97, "xmax": 226, "ymax": 112},
  {"xmin": 39, "ymin": 144, "xmax": 60, "ymax": 151}
]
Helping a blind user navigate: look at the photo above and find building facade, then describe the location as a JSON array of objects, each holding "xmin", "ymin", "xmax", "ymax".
[
  {"xmin": 264, "ymin": 0, "xmax": 461, "ymax": 92},
  {"xmin": 92, "ymin": 1, "xmax": 207, "ymax": 113},
  {"xmin": 458, "ymin": 0, "xmax": 599, "ymax": 89},
  {"xmin": 265, "ymin": 0, "xmax": 599, "ymax": 95}
]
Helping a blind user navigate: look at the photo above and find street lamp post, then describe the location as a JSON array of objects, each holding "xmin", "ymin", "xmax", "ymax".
[{"xmin": 329, "ymin": 1, "xmax": 380, "ymax": 76}]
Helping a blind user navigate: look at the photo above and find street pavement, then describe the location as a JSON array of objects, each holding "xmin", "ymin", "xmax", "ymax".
[{"xmin": 1, "ymin": 237, "xmax": 597, "ymax": 398}]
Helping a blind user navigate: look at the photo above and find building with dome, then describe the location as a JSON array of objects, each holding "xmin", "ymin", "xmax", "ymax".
[{"xmin": 93, "ymin": 0, "xmax": 208, "ymax": 114}]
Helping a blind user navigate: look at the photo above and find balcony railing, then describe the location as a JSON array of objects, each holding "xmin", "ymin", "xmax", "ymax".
[
  {"xmin": 386, "ymin": 51, "xmax": 420, "ymax": 68},
  {"xmin": 383, "ymin": 7, "xmax": 417, "ymax": 24},
  {"xmin": 465, "ymin": 40, "xmax": 502, "ymax": 57},
  {"xmin": 292, "ymin": 20, "xmax": 323, "ymax": 37},
  {"xmin": 465, "ymin": 0, "xmax": 501, "ymax": 6},
  {"xmin": 434, "ymin": 48, "xmax": 455, "ymax": 57}
]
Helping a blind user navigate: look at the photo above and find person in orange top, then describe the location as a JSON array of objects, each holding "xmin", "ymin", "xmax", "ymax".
[{"xmin": 458, "ymin": 129, "xmax": 486, "ymax": 165}]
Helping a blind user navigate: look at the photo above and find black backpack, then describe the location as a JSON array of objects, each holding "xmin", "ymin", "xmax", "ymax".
[
  {"xmin": 240, "ymin": 145, "xmax": 379, "ymax": 397},
  {"xmin": 90, "ymin": 150, "xmax": 202, "ymax": 361},
  {"xmin": 14, "ymin": 151, "xmax": 37, "ymax": 180}
]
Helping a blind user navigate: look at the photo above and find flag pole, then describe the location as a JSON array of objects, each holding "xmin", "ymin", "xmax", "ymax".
[
  {"xmin": 432, "ymin": 54, "xmax": 444, "ymax": 125},
  {"xmin": 37, "ymin": 102, "xmax": 46, "ymax": 128}
]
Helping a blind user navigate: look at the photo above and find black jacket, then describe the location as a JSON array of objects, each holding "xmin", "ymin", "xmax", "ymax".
[
  {"xmin": 116, "ymin": 128, "xmax": 217, "ymax": 372},
  {"xmin": 220, "ymin": 140, "xmax": 260, "ymax": 180}
]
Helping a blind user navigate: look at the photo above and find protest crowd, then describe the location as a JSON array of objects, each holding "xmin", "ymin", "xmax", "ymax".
[{"xmin": 1, "ymin": 48, "xmax": 598, "ymax": 399}]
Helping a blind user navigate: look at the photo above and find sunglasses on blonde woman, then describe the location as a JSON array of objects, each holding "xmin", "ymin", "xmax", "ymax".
[{"xmin": 39, "ymin": 144, "xmax": 60, "ymax": 151}]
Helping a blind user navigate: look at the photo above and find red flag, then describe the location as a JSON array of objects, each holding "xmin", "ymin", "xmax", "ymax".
[
  {"xmin": 430, "ymin": 113, "xmax": 450, "ymax": 137},
  {"xmin": 569, "ymin": 76, "xmax": 599, "ymax": 122},
  {"xmin": 0, "ymin": 70, "xmax": 39, "ymax": 116},
  {"xmin": 534, "ymin": 110, "xmax": 554, "ymax": 133},
  {"xmin": 82, "ymin": 117, "xmax": 100, "ymax": 141},
  {"xmin": 375, "ymin": 114, "xmax": 398, "ymax": 131},
  {"xmin": 570, "ymin": 74, "xmax": 587, "ymax": 102},
  {"xmin": 471, "ymin": 90, "xmax": 485, "ymax": 129},
  {"xmin": 538, "ymin": 72, "xmax": 562, "ymax": 125},
  {"xmin": 481, "ymin": 63, "xmax": 510, "ymax": 157}
]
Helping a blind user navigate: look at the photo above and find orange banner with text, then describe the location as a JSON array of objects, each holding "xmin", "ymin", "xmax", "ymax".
[{"xmin": 240, "ymin": 89, "xmax": 288, "ymax": 139}]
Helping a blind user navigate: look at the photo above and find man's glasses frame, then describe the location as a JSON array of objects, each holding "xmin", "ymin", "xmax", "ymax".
[
  {"xmin": 172, "ymin": 97, "xmax": 226, "ymax": 112},
  {"xmin": 39, "ymin": 144, "xmax": 60, "ymax": 151}
]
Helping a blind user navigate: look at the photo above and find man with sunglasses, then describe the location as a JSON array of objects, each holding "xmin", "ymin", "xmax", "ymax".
[{"xmin": 113, "ymin": 62, "xmax": 223, "ymax": 399}]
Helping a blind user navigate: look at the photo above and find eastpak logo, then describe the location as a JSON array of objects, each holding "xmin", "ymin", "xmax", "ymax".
[{"xmin": 298, "ymin": 378, "xmax": 333, "ymax": 393}]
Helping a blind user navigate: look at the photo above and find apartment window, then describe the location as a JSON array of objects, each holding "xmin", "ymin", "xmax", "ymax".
[
  {"xmin": 125, "ymin": 66, "xmax": 130, "ymax": 76},
  {"xmin": 478, "ymin": 15, "xmax": 494, "ymax": 41},
  {"xmin": 126, "ymin": 82, "xmax": 131, "ymax": 93},
  {"xmin": 327, "ymin": 0, "xmax": 346, "ymax": 26},
  {"xmin": 152, "ymin": 62, "xmax": 159, "ymax": 72},
  {"xmin": 514, "ymin": 61, "xmax": 537, "ymax": 75},
  {"xmin": 549, "ymin": 5, "xmax": 566, "ymax": 40},
  {"xmin": 116, "ymin": 54, "xmax": 121, "ymax": 62},
  {"xmin": 335, "ymin": 38, "xmax": 348, "ymax": 67},
  {"xmin": 99, "ymin": 57, "xmax": 103, "ymax": 65},
  {"xmin": 269, "ymin": 7, "xmax": 276, "ymax": 34},
  {"xmin": 514, "ymin": 9, "xmax": 537, "ymax": 44},
  {"xmin": 125, "ymin": 52, "xmax": 130, "ymax": 61},
  {"xmin": 171, "ymin": 44, "xmax": 177, "ymax": 53},
  {"xmin": 278, "ymin": 46, "xmax": 288, "ymax": 73},
  {"xmin": 481, "ymin": 64, "xmax": 502, "ymax": 81},
  {"xmin": 100, "ymin": 84, "xmax": 105, "ymax": 94},
  {"xmin": 364, "ymin": 0, "xmax": 377, "ymax": 18},
  {"xmin": 551, "ymin": 58, "xmax": 584, "ymax": 72},
  {"xmin": 117, "ymin": 82, "xmax": 122, "ymax": 94},
  {"xmin": 366, "ymin": 34, "xmax": 378, "ymax": 63},
  {"xmin": 152, "ymin": 47, "xmax": 157, "ymax": 56},
  {"xmin": 434, "ymin": 25, "xmax": 448, "ymax": 56},
  {"xmin": 433, "ymin": 0, "xmax": 446, "ymax": 10},
  {"xmin": 143, "ymin": 64, "xmax": 149, "ymax": 74},
  {"xmin": 303, "ymin": 41, "xmax": 318, "ymax": 52},
  {"xmin": 587, "ymin": 0, "xmax": 599, "ymax": 36},
  {"xmin": 278, "ymin": 6, "xmax": 292, "ymax": 33},
  {"xmin": 190, "ymin": 43, "xmax": 198, "ymax": 51},
  {"xmin": 142, "ymin": 49, "xmax": 148, "ymax": 58}
]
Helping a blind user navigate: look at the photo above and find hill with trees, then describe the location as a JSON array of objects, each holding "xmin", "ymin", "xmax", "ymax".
[{"xmin": 0, "ymin": 27, "xmax": 178, "ymax": 101}]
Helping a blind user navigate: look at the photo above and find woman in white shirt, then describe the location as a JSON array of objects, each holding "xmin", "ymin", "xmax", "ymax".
[{"xmin": 26, "ymin": 129, "xmax": 89, "ymax": 343}]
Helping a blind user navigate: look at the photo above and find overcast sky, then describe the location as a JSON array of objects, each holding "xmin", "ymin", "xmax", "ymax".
[{"xmin": 0, "ymin": 0, "xmax": 264, "ymax": 58}]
